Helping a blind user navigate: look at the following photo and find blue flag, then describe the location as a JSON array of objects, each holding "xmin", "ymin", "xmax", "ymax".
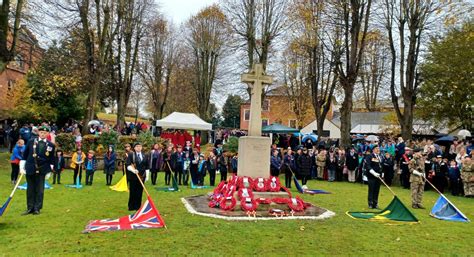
[
  {"xmin": 0, "ymin": 174, "xmax": 24, "ymax": 217},
  {"xmin": 430, "ymin": 195, "xmax": 470, "ymax": 222},
  {"xmin": 293, "ymin": 176, "xmax": 330, "ymax": 195}
]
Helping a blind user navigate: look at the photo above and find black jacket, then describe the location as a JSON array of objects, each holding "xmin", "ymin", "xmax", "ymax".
[
  {"xmin": 345, "ymin": 152, "xmax": 359, "ymax": 170},
  {"xmin": 297, "ymin": 154, "xmax": 312, "ymax": 176},
  {"xmin": 365, "ymin": 153, "xmax": 383, "ymax": 179},
  {"xmin": 23, "ymin": 138, "xmax": 55, "ymax": 175},
  {"xmin": 126, "ymin": 152, "xmax": 149, "ymax": 181}
]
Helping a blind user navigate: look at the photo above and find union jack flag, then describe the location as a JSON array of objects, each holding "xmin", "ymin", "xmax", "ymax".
[{"xmin": 83, "ymin": 196, "xmax": 166, "ymax": 233}]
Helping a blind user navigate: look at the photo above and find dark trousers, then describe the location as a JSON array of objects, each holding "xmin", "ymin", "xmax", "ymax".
[
  {"xmin": 196, "ymin": 172, "xmax": 204, "ymax": 186},
  {"xmin": 128, "ymin": 179, "xmax": 143, "ymax": 211},
  {"xmin": 85, "ymin": 170, "xmax": 94, "ymax": 185},
  {"xmin": 302, "ymin": 175, "xmax": 308, "ymax": 185},
  {"xmin": 176, "ymin": 166, "xmax": 184, "ymax": 185},
  {"xmin": 400, "ymin": 169, "xmax": 410, "ymax": 189},
  {"xmin": 284, "ymin": 167, "xmax": 292, "ymax": 188},
  {"xmin": 220, "ymin": 168, "xmax": 227, "ymax": 182},
  {"xmin": 182, "ymin": 169, "xmax": 189, "ymax": 185},
  {"xmin": 209, "ymin": 169, "xmax": 216, "ymax": 186},
  {"xmin": 106, "ymin": 174, "xmax": 113, "ymax": 185},
  {"xmin": 74, "ymin": 166, "xmax": 83, "ymax": 185},
  {"xmin": 53, "ymin": 171, "xmax": 61, "ymax": 184},
  {"xmin": 11, "ymin": 163, "xmax": 19, "ymax": 182},
  {"xmin": 450, "ymin": 178, "xmax": 462, "ymax": 196},
  {"xmin": 150, "ymin": 171, "xmax": 158, "ymax": 185},
  {"xmin": 26, "ymin": 173, "xmax": 45, "ymax": 212},
  {"xmin": 368, "ymin": 177, "xmax": 381, "ymax": 208},
  {"xmin": 165, "ymin": 171, "xmax": 171, "ymax": 185}
]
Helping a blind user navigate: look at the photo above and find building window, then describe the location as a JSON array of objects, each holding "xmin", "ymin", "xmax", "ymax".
[
  {"xmin": 14, "ymin": 55, "xmax": 25, "ymax": 70},
  {"xmin": 244, "ymin": 109, "xmax": 250, "ymax": 121},
  {"xmin": 289, "ymin": 119, "xmax": 297, "ymax": 128},
  {"xmin": 262, "ymin": 100, "xmax": 270, "ymax": 111},
  {"xmin": 262, "ymin": 119, "xmax": 269, "ymax": 127},
  {"xmin": 7, "ymin": 80, "xmax": 15, "ymax": 91}
]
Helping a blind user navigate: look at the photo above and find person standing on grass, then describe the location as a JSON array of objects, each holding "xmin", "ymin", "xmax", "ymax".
[
  {"xmin": 84, "ymin": 150, "xmax": 98, "ymax": 186},
  {"xmin": 326, "ymin": 150, "xmax": 337, "ymax": 182},
  {"xmin": 448, "ymin": 160, "xmax": 462, "ymax": 196},
  {"xmin": 219, "ymin": 150, "xmax": 228, "ymax": 182},
  {"xmin": 149, "ymin": 143, "xmax": 163, "ymax": 186},
  {"xmin": 19, "ymin": 126, "xmax": 55, "ymax": 215},
  {"xmin": 207, "ymin": 151, "xmax": 218, "ymax": 186},
  {"xmin": 283, "ymin": 147, "xmax": 296, "ymax": 188},
  {"xmin": 163, "ymin": 145, "xmax": 173, "ymax": 186},
  {"xmin": 103, "ymin": 145, "xmax": 116, "ymax": 186},
  {"xmin": 52, "ymin": 150, "xmax": 65, "ymax": 184},
  {"xmin": 10, "ymin": 139, "xmax": 25, "ymax": 185},
  {"xmin": 382, "ymin": 152, "xmax": 394, "ymax": 186},
  {"xmin": 270, "ymin": 149, "xmax": 282, "ymax": 177},
  {"xmin": 365, "ymin": 146, "xmax": 383, "ymax": 209},
  {"xmin": 460, "ymin": 157, "xmax": 473, "ymax": 197},
  {"xmin": 345, "ymin": 147, "xmax": 358, "ymax": 183},
  {"xmin": 297, "ymin": 148, "xmax": 312, "ymax": 189},
  {"xmin": 409, "ymin": 148, "xmax": 426, "ymax": 209},
  {"xmin": 71, "ymin": 148, "xmax": 85, "ymax": 185},
  {"xmin": 126, "ymin": 142, "xmax": 149, "ymax": 211}
]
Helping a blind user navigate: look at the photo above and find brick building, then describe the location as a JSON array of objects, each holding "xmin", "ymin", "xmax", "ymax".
[
  {"xmin": 0, "ymin": 26, "xmax": 43, "ymax": 117},
  {"xmin": 240, "ymin": 86, "xmax": 325, "ymax": 131}
]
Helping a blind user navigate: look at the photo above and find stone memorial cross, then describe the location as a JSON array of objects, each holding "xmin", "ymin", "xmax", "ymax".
[{"xmin": 241, "ymin": 64, "xmax": 273, "ymax": 136}]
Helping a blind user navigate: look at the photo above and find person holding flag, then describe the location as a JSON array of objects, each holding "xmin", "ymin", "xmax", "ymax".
[
  {"xmin": 365, "ymin": 146, "xmax": 383, "ymax": 209},
  {"xmin": 126, "ymin": 142, "xmax": 149, "ymax": 211},
  {"xmin": 409, "ymin": 148, "xmax": 426, "ymax": 209},
  {"xmin": 19, "ymin": 126, "xmax": 55, "ymax": 215}
]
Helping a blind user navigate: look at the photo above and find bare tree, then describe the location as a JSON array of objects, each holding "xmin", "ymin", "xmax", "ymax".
[
  {"xmin": 333, "ymin": 0, "xmax": 373, "ymax": 148},
  {"xmin": 282, "ymin": 41, "xmax": 311, "ymax": 129},
  {"xmin": 290, "ymin": 0, "xmax": 339, "ymax": 139},
  {"xmin": 75, "ymin": 0, "xmax": 115, "ymax": 134},
  {"xmin": 186, "ymin": 4, "xmax": 229, "ymax": 120},
  {"xmin": 358, "ymin": 29, "xmax": 389, "ymax": 111},
  {"xmin": 222, "ymin": 0, "xmax": 288, "ymax": 97},
  {"xmin": 0, "ymin": 0, "xmax": 24, "ymax": 71},
  {"xmin": 139, "ymin": 15, "xmax": 175, "ymax": 120},
  {"xmin": 112, "ymin": 0, "xmax": 150, "ymax": 129},
  {"xmin": 383, "ymin": 0, "xmax": 443, "ymax": 140}
]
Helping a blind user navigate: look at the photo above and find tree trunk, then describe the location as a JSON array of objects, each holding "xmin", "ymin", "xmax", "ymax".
[
  {"xmin": 339, "ymin": 84, "xmax": 353, "ymax": 148},
  {"xmin": 116, "ymin": 87, "xmax": 127, "ymax": 130}
]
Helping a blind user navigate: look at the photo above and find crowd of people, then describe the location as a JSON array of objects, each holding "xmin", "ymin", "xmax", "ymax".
[
  {"xmin": 5, "ymin": 118, "xmax": 473, "ymax": 214},
  {"xmin": 269, "ymin": 136, "xmax": 473, "ymax": 209}
]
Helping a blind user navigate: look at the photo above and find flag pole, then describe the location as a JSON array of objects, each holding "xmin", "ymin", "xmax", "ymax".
[
  {"xmin": 11, "ymin": 174, "xmax": 24, "ymax": 196},
  {"xmin": 134, "ymin": 172, "xmax": 150, "ymax": 197},
  {"xmin": 166, "ymin": 161, "xmax": 178, "ymax": 188},
  {"xmin": 377, "ymin": 176, "xmax": 396, "ymax": 196}
]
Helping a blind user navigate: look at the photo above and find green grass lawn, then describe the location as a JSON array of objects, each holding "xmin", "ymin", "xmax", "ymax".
[{"xmin": 0, "ymin": 152, "xmax": 472, "ymax": 256}]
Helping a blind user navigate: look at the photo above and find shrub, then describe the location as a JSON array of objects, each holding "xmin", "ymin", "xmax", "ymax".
[
  {"xmin": 97, "ymin": 130, "xmax": 120, "ymax": 149},
  {"xmin": 55, "ymin": 133, "xmax": 76, "ymax": 154},
  {"xmin": 81, "ymin": 134, "xmax": 98, "ymax": 152},
  {"xmin": 223, "ymin": 136, "xmax": 239, "ymax": 153}
]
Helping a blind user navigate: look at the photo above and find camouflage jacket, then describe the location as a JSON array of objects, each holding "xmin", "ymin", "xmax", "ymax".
[{"xmin": 409, "ymin": 156, "xmax": 425, "ymax": 184}]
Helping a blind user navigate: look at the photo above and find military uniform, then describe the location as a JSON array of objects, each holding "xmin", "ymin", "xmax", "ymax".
[
  {"xmin": 461, "ymin": 161, "xmax": 473, "ymax": 197},
  {"xmin": 365, "ymin": 152, "xmax": 383, "ymax": 209},
  {"xmin": 409, "ymin": 153, "xmax": 425, "ymax": 208},
  {"xmin": 20, "ymin": 127, "xmax": 55, "ymax": 215}
]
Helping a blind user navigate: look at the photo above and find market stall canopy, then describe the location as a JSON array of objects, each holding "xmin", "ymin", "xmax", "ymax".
[
  {"xmin": 262, "ymin": 123, "xmax": 300, "ymax": 134},
  {"xmin": 155, "ymin": 112, "xmax": 212, "ymax": 131}
]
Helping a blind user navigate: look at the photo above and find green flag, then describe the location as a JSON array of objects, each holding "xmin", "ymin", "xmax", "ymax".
[
  {"xmin": 155, "ymin": 173, "xmax": 179, "ymax": 192},
  {"xmin": 347, "ymin": 196, "xmax": 419, "ymax": 223}
]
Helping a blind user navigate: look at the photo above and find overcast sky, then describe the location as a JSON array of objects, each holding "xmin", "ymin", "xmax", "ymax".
[{"xmin": 158, "ymin": 0, "xmax": 219, "ymax": 24}]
